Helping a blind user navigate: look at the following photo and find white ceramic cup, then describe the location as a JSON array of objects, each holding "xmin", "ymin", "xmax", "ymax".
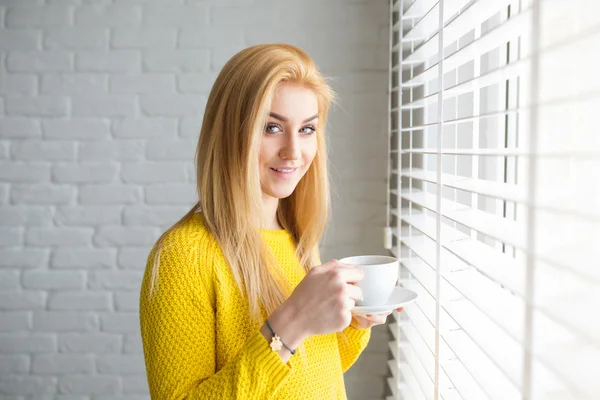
[{"xmin": 339, "ymin": 255, "xmax": 399, "ymax": 307}]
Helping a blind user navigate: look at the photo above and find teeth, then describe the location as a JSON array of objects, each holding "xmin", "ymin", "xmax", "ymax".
[{"xmin": 273, "ymin": 168, "xmax": 294, "ymax": 173}]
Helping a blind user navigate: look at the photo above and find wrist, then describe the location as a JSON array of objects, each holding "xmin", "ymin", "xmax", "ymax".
[{"xmin": 268, "ymin": 302, "xmax": 309, "ymax": 350}]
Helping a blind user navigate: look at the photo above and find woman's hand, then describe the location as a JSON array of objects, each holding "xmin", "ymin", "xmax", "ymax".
[
  {"xmin": 267, "ymin": 259, "xmax": 364, "ymax": 347},
  {"xmin": 350, "ymin": 307, "xmax": 404, "ymax": 330}
]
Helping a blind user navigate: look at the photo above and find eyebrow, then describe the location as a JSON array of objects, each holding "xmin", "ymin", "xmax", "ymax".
[{"xmin": 269, "ymin": 112, "xmax": 319, "ymax": 123}]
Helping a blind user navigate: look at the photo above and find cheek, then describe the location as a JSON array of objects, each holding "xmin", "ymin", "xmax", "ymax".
[{"xmin": 304, "ymin": 138, "xmax": 318, "ymax": 164}]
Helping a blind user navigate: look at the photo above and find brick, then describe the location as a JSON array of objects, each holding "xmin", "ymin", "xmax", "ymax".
[
  {"xmin": 75, "ymin": 5, "xmax": 141, "ymax": 26},
  {"xmin": 0, "ymin": 184, "xmax": 8, "ymax": 204},
  {"xmin": 330, "ymin": 71, "xmax": 388, "ymax": 95},
  {"xmin": 5, "ymin": 96, "xmax": 69, "ymax": 117},
  {"xmin": 58, "ymin": 333, "xmax": 121, "ymax": 354},
  {"xmin": 55, "ymin": 206, "xmax": 121, "ymax": 226},
  {"xmin": 11, "ymin": 140, "xmax": 75, "ymax": 161},
  {"xmin": 94, "ymin": 226, "xmax": 158, "ymax": 247},
  {"xmin": 0, "ymin": 333, "xmax": 55, "ymax": 353},
  {"xmin": 76, "ymin": 50, "xmax": 140, "ymax": 73},
  {"xmin": 44, "ymin": 28, "xmax": 107, "ymax": 49},
  {"xmin": 0, "ymin": 118, "xmax": 41, "ymax": 139},
  {"xmin": 177, "ymin": 72, "xmax": 218, "ymax": 93},
  {"xmin": 52, "ymin": 163, "xmax": 119, "ymax": 184},
  {"xmin": 72, "ymin": 95, "xmax": 136, "ymax": 117},
  {"xmin": 0, "ymin": 355, "xmax": 30, "ymax": 375},
  {"xmin": 111, "ymin": 27, "xmax": 176, "ymax": 49},
  {"xmin": 23, "ymin": 271, "xmax": 86, "ymax": 290},
  {"xmin": 0, "ymin": 270, "xmax": 20, "ymax": 289},
  {"xmin": 79, "ymin": 140, "xmax": 144, "ymax": 162},
  {"xmin": 112, "ymin": 117, "xmax": 177, "ymax": 139},
  {"xmin": 211, "ymin": 5, "xmax": 275, "ymax": 25},
  {"xmin": 145, "ymin": 183, "xmax": 196, "ymax": 205},
  {"xmin": 118, "ymin": 248, "xmax": 150, "ymax": 270},
  {"xmin": 0, "ymin": 206, "xmax": 53, "ymax": 226},
  {"xmin": 58, "ymin": 376, "xmax": 120, "ymax": 395},
  {"xmin": 121, "ymin": 162, "xmax": 187, "ymax": 183},
  {"xmin": 123, "ymin": 333, "xmax": 143, "ymax": 354},
  {"xmin": 12, "ymin": 184, "xmax": 75, "ymax": 205},
  {"xmin": 0, "ymin": 73, "xmax": 37, "ymax": 96},
  {"xmin": 179, "ymin": 116, "xmax": 203, "ymax": 138},
  {"xmin": 101, "ymin": 312, "xmax": 139, "ymax": 334},
  {"xmin": 114, "ymin": 291, "xmax": 139, "ymax": 311},
  {"xmin": 6, "ymin": 6, "xmax": 71, "ymax": 27},
  {"xmin": 34, "ymin": 311, "xmax": 99, "ymax": 332},
  {"xmin": 123, "ymin": 374, "xmax": 149, "ymax": 394},
  {"xmin": 0, "ymin": 29, "xmax": 40, "ymax": 50},
  {"xmin": 0, "ymin": 291, "xmax": 46, "ymax": 310},
  {"xmin": 7, "ymin": 51, "xmax": 72, "ymax": 72},
  {"xmin": 79, "ymin": 184, "xmax": 142, "ymax": 205},
  {"xmin": 110, "ymin": 74, "xmax": 174, "ymax": 94},
  {"xmin": 0, "ymin": 312, "xmax": 30, "ymax": 332},
  {"xmin": 123, "ymin": 206, "xmax": 186, "ymax": 226},
  {"xmin": 179, "ymin": 28, "xmax": 243, "ymax": 48},
  {"xmin": 32, "ymin": 354, "xmax": 94, "ymax": 375},
  {"xmin": 2, "ymin": 0, "xmax": 43, "ymax": 3},
  {"xmin": 140, "ymin": 94, "xmax": 206, "ymax": 117},
  {"xmin": 143, "ymin": 5, "xmax": 208, "ymax": 26},
  {"xmin": 41, "ymin": 73, "xmax": 107, "ymax": 95},
  {"xmin": 0, "ymin": 142, "xmax": 8, "ymax": 160},
  {"xmin": 144, "ymin": 50, "xmax": 209, "ymax": 72},
  {"xmin": 51, "ymin": 248, "xmax": 116, "ymax": 269},
  {"xmin": 49, "ymin": 291, "xmax": 112, "ymax": 311},
  {"xmin": 43, "ymin": 118, "xmax": 111, "ymax": 140},
  {"xmin": 0, "ymin": 376, "xmax": 57, "ymax": 395},
  {"xmin": 0, "ymin": 228, "xmax": 23, "ymax": 247},
  {"xmin": 0, "ymin": 249, "xmax": 49, "ymax": 269},
  {"xmin": 211, "ymin": 47, "xmax": 246, "ymax": 71},
  {"xmin": 26, "ymin": 228, "xmax": 93, "ymax": 246},
  {"xmin": 89, "ymin": 271, "xmax": 143, "ymax": 290},
  {"xmin": 252, "ymin": 26, "xmax": 381, "ymax": 49},
  {"xmin": 96, "ymin": 354, "xmax": 145, "ymax": 374},
  {"xmin": 0, "ymin": 162, "xmax": 49, "ymax": 182},
  {"xmin": 146, "ymin": 139, "xmax": 196, "ymax": 161}
]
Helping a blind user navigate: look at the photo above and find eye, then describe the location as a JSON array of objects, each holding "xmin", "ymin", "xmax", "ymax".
[
  {"xmin": 265, "ymin": 123, "xmax": 282, "ymax": 134},
  {"xmin": 300, "ymin": 125, "xmax": 316, "ymax": 135}
]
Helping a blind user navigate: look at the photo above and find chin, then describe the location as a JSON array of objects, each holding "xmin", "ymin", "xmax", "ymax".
[{"xmin": 265, "ymin": 184, "xmax": 297, "ymax": 199}]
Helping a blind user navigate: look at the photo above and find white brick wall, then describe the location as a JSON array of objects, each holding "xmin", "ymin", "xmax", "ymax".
[{"xmin": 0, "ymin": 0, "xmax": 389, "ymax": 399}]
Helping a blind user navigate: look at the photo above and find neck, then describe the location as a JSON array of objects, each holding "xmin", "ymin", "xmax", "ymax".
[{"xmin": 262, "ymin": 195, "xmax": 282, "ymax": 230}]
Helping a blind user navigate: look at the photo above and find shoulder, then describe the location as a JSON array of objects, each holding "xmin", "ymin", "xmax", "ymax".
[{"xmin": 144, "ymin": 212, "xmax": 221, "ymax": 295}]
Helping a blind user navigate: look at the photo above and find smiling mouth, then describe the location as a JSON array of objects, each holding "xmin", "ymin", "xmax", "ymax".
[{"xmin": 270, "ymin": 167, "xmax": 297, "ymax": 173}]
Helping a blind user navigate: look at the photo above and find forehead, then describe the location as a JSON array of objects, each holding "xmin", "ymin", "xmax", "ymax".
[{"xmin": 270, "ymin": 83, "xmax": 319, "ymax": 119}]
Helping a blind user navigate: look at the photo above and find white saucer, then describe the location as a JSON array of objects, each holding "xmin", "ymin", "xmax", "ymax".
[{"xmin": 352, "ymin": 286, "xmax": 418, "ymax": 316}]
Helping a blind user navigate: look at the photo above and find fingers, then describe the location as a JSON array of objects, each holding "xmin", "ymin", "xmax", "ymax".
[
  {"xmin": 344, "ymin": 296, "xmax": 356, "ymax": 311},
  {"xmin": 332, "ymin": 264, "xmax": 364, "ymax": 284},
  {"xmin": 345, "ymin": 284, "xmax": 363, "ymax": 302}
]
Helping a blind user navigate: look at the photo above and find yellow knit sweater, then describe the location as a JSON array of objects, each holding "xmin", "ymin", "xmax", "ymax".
[{"xmin": 139, "ymin": 212, "xmax": 371, "ymax": 399}]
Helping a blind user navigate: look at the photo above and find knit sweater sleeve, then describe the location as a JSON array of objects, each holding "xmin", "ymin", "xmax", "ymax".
[
  {"xmin": 139, "ymin": 234, "xmax": 292, "ymax": 399},
  {"xmin": 337, "ymin": 324, "xmax": 371, "ymax": 373}
]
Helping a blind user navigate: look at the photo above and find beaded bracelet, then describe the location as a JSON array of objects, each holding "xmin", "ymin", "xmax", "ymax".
[{"xmin": 265, "ymin": 319, "xmax": 296, "ymax": 355}]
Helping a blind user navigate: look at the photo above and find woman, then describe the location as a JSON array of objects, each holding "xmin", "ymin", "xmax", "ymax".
[{"xmin": 139, "ymin": 43, "xmax": 402, "ymax": 399}]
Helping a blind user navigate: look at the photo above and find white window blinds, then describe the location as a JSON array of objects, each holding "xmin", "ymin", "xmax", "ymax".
[{"xmin": 386, "ymin": 0, "xmax": 600, "ymax": 399}]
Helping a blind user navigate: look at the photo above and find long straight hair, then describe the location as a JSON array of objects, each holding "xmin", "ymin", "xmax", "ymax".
[{"xmin": 149, "ymin": 44, "xmax": 334, "ymax": 321}]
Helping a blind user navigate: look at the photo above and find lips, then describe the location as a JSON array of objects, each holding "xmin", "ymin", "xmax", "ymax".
[{"xmin": 270, "ymin": 167, "xmax": 297, "ymax": 173}]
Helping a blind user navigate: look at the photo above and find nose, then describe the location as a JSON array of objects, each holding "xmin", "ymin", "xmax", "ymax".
[{"xmin": 279, "ymin": 133, "xmax": 301, "ymax": 161}]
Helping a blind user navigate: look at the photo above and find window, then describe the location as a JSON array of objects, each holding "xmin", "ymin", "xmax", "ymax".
[{"xmin": 387, "ymin": 0, "xmax": 600, "ymax": 398}]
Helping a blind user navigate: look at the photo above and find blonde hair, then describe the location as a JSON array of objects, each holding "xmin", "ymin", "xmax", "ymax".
[{"xmin": 150, "ymin": 44, "xmax": 334, "ymax": 322}]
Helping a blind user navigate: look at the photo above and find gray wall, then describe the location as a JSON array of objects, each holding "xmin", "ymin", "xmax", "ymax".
[{"xmin": 0, "ymin": 0, "xmax": 390, "ymax": 398}]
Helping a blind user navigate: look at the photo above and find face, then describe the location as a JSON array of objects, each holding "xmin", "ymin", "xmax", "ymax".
[{"xmin": 259, "ymin": 83, "xmax": 319, "ymax": 201}]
